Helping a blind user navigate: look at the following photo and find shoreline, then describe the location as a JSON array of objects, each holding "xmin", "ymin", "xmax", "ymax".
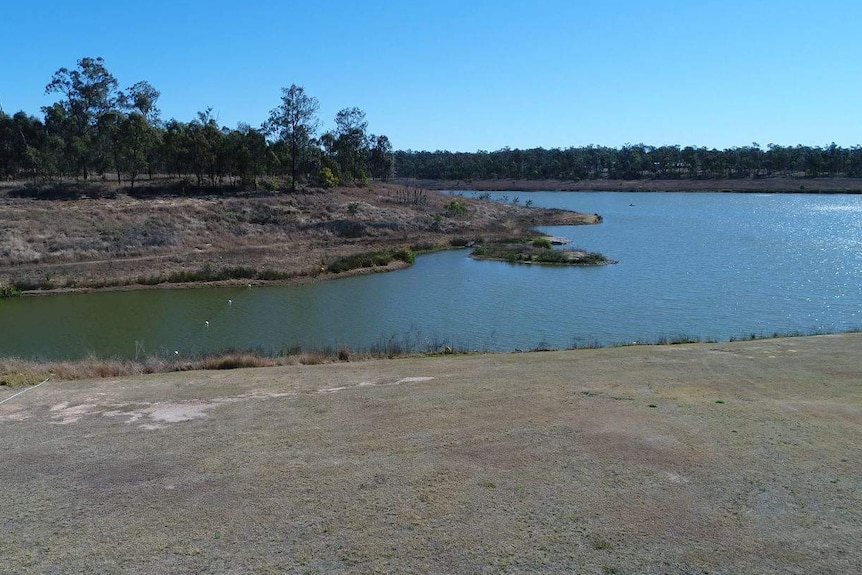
[
  {"xmin": 0, "ymin": 181, "xmax": 599, "ymax": 296},
  {"xmin": 399, "ymin": 176, "xmax": 862, "ymax": 193},
  {"xmin": 1, "ymin": 329, "xmax": 854, "ymax": 384}
]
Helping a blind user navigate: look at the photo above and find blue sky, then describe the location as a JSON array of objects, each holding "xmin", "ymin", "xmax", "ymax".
[{"xmin": 2, "ymin": 0, "xmax": 860, "ymax": 152}]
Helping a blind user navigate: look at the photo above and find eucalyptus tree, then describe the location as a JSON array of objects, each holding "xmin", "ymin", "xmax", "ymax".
[
  {"xmin": 187, "ymin": 108, "xmax": 225, "ymax": 188},
  {"xmin": 122, "ymin": 81, "xmax": 161, "ymax": 124},
  {"xmin": 230, "ymin": 123, "xmax": 268, "ymax": 189},
  {"xmin": 332, "ymin": 107, "xmax": 370, "ymax": 183},
  {"xmin": 265, "ymin": 84, "xmax": 320, "ymax": 192},
  {"xmin": 369, "ymin": 134, "xmax": 394, "ymax": 180},
  {"xmin": 117, "ymin": 113, "xmax": 159, "ymax": 189},
  {"xmin": 44, "ymin": 57, "xmax": 121, "ymax": 179}
]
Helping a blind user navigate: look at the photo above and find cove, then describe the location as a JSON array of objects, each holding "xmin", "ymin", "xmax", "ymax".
[{"xmin": 2, "ymin": 191, "xmax": 861, "ymax": 360}]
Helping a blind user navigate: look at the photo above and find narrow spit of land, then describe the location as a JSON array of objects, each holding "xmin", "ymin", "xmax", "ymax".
[
  {"xmin": 0, "ymin": 180, "xmax": 598, "ymax": 294},
  {"xmin": 1, "ymin": 334, "xmax": 859, "ymax": 574}
]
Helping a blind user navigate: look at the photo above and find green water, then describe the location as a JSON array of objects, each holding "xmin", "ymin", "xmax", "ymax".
[{"xmin": 2, "ymin": 192, "xmax": 861, "ymax": 359}]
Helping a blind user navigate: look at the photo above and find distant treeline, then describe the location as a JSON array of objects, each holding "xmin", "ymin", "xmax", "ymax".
[
  {"xmin": 3, "ymin": 57, "xmax": 860, "ymax": 191},
  {"xmin": 394, "ymin": 143, "xmax": 862, "ymax": 181},
  {"xmin": 0, "ymin": 57, "xmax": 393, "ymax": 191}
]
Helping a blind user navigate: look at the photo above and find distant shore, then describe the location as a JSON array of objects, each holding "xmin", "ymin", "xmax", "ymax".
[{"xmin": 397, "ymin": 176, "xmax": 862, "ymax": 193}]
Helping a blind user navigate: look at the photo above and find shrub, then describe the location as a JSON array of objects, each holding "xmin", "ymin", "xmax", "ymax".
[
  {"xmin": 394, "ymin": 249, "xmax": 416, "ymax": 265},
  {"xmin": 0, "ymin": 283, "xmax": 21, "ymax": 298},
  {"xmin": 327, "ymin": 249, "xmax": 416, "ymax": 273},
  {"xmin": 319, "ymin": 167, "xmax": 340, "ymax": 189},
  {"xmin": 444, "ymin": 199, "xmax": 468, "ymax": 218},
  {"xmin": 532, "ymin": 238, "xmax": 553, "ymax": 249}
]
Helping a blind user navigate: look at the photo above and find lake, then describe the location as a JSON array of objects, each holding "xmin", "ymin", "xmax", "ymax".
[{"xmin": 2, "ymin": 191, "xmax": 861, "ymax": 360}]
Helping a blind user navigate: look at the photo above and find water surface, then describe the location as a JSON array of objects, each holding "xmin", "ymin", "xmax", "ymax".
[{"xmin": 2, "ymin": 192, "xmax": 860, "ymax": 359}]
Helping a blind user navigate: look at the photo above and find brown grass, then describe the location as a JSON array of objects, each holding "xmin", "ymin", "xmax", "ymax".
[
  {"xmin": 2, "ymin": 334, "xmax": 860, "ymax": 573},
  {"xmin": 0, "ymin": 180, "xmax": 596, "ymax": 292},
  {"xmin": 0, "ymin": 347, "xmax": 419, "ymax": 385}
]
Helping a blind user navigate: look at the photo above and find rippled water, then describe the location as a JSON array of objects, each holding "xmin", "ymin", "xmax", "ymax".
[{"xmin": 2, "ymin": 192, "xmax": 860, "ymax": 359}]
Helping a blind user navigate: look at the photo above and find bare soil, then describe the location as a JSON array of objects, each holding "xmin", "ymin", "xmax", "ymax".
[
  {"xmin": 0, "ymin": 180, "xmax": 597, "ymax": 292},
  {"xmin": 1, "ymin": 334, "xmax": 859, "ymax": 573}
]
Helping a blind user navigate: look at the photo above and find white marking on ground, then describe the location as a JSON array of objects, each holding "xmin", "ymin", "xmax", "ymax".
[
  {"xmin": 317, "ymin": 377, "xmax": 434, "ymax": 394},
  {"xmin": 50, "ymin": 403, "xmax": 99, "ymax": 425},
  {"xmin": 0, "ymin": 377, "xmax": 51, "ymax": 406},
  {"xmin": 102, "ymin": 410, "xmax": 145, "ymax": 424},
  {"xmin": 0, "ymin": 406, "xmax": 30, "ymax": 422},
  {"xmin": 148, "ymin": 402, "xmax": 213, "ymax": 423},
  {"xmin": 393, "ymin": 377, "xmax": 435, "ymax": 385},
  {"xmin": 665, "ymin": 471, "xmax": 690, "ymax": 484},
  {"xmin": 8, "ymin": 389, "xmax": 298, "ymax": 428},
  {"xmin": 319, "ymin": 386, "xmax": 348, "ymax": 394}
]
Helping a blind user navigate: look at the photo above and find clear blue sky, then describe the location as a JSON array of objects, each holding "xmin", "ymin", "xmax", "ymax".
[{"xmin": 2, "ymin": 0, "xmax": 860, "ymax": 152}]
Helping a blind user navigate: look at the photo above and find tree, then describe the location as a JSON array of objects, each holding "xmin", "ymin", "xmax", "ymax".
[
  {"xmin": 332, "ymin": 107, "xmax": 370, "ymax": 184},
  {"xmin": 187, "ymin": 108, "xmax": 224, "ymax": 188},
  {"xmin": 369, "ymin": 134, "xmax": 394, "ymax": 180},
  {"xmin": 117, "ymin": 113, "xmax": 159, "ymax": 189},
  {"xmin": 230, "ymin": 123, "xmax": 268, "ymax": 189},
  {"xmin": 122, "ymin": 81, "xmax": 161, "ymax": 124},
  {"xmin": 264, "ymin": 84, "xmax": 319, "ymax": 192},
  {"xmin": 44, "ymin": 57, "xmax": 120, "ymax": 179}
]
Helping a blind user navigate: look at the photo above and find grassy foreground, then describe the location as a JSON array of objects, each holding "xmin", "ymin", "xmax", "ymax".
[{"xmin": 1, "ymin": 334, "xmax": 860, "ymax": 574}]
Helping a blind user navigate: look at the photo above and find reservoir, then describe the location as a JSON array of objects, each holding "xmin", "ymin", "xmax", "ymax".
[{"xmin": 2, "ymin": 191, "xmax": 860, "ymax": 359}]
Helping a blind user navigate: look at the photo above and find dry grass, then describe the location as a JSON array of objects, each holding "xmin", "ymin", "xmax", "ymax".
[
  {"xmin": 2, "ymin": 334, "xmax": 860, "ymax": 574},
  {"xmin": 0, "ymin": 346, "xmax": 423, "ymax": 385},
  {"xmin": 0, "ymin": 180, "xmax": 596, "ymax": 292}
]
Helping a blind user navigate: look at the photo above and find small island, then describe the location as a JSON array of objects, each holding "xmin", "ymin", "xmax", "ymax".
[{"xmin": 471, "ymin": 237, "xmax": 615, "ymax": 266}]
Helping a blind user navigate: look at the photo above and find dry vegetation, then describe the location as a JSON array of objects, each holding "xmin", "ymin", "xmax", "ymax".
[
  {"xmin": 0, "ymin": 344, "xmax": 445, "ymax": 387},
  {"xmin": 1, "ymin": 334, "xmax": 860, "ymax": 573},
  {"xmin": 0, "ymin": 178, "xmax": 597, "ymax": 292}
]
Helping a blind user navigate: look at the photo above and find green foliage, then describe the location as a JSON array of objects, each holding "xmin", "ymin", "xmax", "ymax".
[
  {"xmin": 327, "ymin": 249, "xmax": 415, "ymax": 273},
  {"xmin": 319, "ymin": 166, "xmax": 340, "ymax": 188},
  {"xmin": 0, "ymin": 283, "xmax": 22, "ymax": 298},
  {"xmin": 444, "ymin": 199, "xmax": 468, "ymax": 218},
  {"xmin": 394, "ymin": 142, "xmax": 862, "ymax": 181},
  {"xmin": 472, "ymin": 242, "xmax": 609, "ymax": 266},
  {"xmin": 264, "ymin": 84, "xmax": 320, "ymax": 192},
  {"xmin": 532, "ymin": 238, "xmax": 553, "ymax": 249}
]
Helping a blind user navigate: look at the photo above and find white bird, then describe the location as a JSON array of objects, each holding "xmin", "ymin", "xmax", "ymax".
[
  {"xmin": 205, "ymin": 320, "xmax": 209, "ymax": 327},
  {"xmin": 174, "ymin": 350, "xmax": 179, "ymax": 355},
  {"xmin": 228, "ymin": 299, "xmax": 232, "ymax": 305}
]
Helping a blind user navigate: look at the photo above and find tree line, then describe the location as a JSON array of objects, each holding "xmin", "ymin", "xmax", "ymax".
[
  {"xmin": 4, "ymin": 57, "xmax": 861, "ymax": 190},
  {"xmin": 0, "ymin": 57, "xmax": 394, "ymax": 190},
  {"xmin": 394, "ymin": 142, "xmax": 862, "ymax": 181}
]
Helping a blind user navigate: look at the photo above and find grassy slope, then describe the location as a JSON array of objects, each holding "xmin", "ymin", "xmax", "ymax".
[
  {"xmin": 0, "ymin": 180, "xmax": 597, "ymax": 292},
  {"xmin": 1, "ymin": 334, "xmax": 859, "ymax": 574}
]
